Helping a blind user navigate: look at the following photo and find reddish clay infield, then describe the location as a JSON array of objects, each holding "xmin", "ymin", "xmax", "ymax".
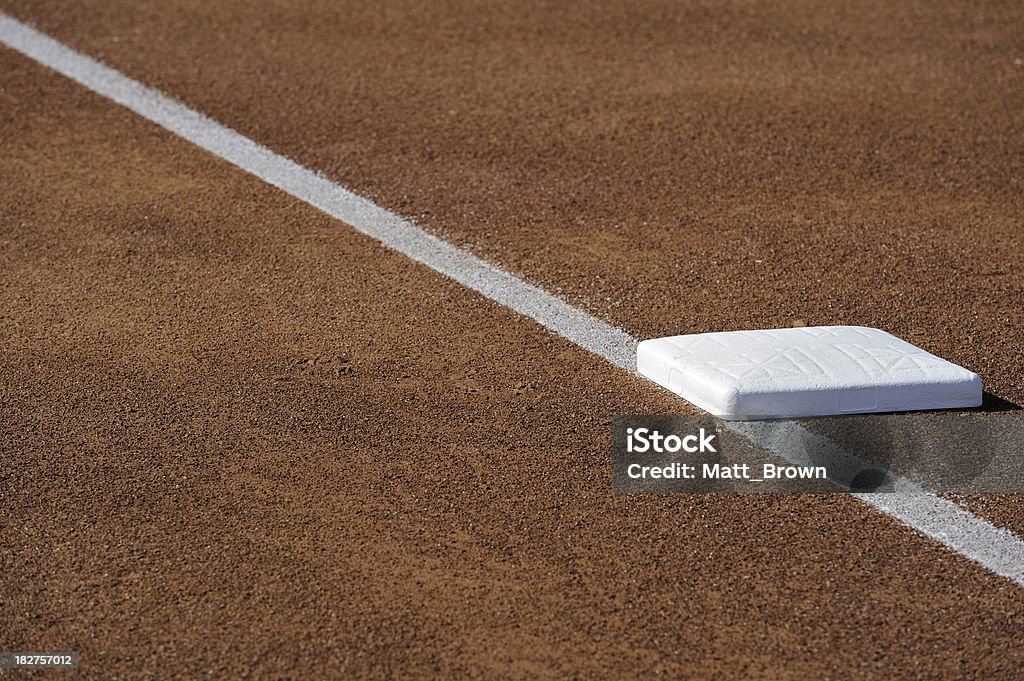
[
  {"xmin": 3, "ymin": 0, "xmax": 1021, "ymax": 401},
  {"xmin": 2, "ymin": 2, "xmax": 1024, "ymax": 679}
]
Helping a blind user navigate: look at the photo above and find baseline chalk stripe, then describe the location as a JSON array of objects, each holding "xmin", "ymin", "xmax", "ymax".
[
  {"xmin": 638, "ymin": 326, "xmax": 982, "ymax": 419},
  {"xmin": 0, "ymin": 13, "xmax": 636, "ymax": 373},
  {"xmin": 3, "ymin": 12, "xmax": 1023, "ymax": 589}
]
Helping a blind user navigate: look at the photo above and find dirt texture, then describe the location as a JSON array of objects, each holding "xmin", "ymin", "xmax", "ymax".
[
  {"xmin": 3, "ymin": 2, "xmax": 1024, "ymax": 678},
  {"xmin": 3, "ymin": 0, "xmax": 1020, "ymax": 401}
]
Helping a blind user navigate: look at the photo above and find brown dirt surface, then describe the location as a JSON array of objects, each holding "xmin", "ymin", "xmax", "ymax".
[
  {"xmin": 12, "ymin": 0, "xmax": 1024, "ymax": 572},
  {"xmin": 2, "ymin": 0, "xmax": 1021, "ymax": 404},
  {"xmin": 3, "ymin": 2, "xmax": 1024, "ymax": 679}
]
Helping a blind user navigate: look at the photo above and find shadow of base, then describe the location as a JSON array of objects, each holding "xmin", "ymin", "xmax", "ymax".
[{"xmin": 982, "ymin": 391, "xmax": 1021, "ymax": 413}]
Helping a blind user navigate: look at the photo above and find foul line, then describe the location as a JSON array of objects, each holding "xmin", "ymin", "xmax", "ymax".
[{"xmin": 3, "ymin": 12, "xmax": 1023, "ymax": 589}]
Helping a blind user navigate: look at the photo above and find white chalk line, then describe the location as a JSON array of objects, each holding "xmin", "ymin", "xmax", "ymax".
[{"xmin": 3, "ymin": 12, "xmax": 1023, "ymax": 589}]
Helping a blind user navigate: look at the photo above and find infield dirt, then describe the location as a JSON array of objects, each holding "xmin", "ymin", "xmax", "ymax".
[{"xmin": 3, "ymin": 2, "xmax": 1024, "ymax": 678}]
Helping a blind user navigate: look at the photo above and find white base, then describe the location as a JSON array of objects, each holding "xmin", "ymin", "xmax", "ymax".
[{"xmin": 637, "ymin": 326, "xmax": 982, "ymax": 419}]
